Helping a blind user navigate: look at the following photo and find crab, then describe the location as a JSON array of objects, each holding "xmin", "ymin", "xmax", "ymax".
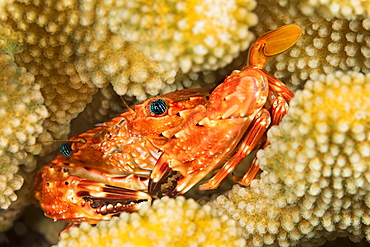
[{"xmin": 33, "ymin": 24, "xmax": 302, "ymax": 223}]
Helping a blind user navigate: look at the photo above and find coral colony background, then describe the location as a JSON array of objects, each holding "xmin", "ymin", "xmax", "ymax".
[{"xmin": 1, "ymin": 0, "xmax": 370, "ymax": 246}]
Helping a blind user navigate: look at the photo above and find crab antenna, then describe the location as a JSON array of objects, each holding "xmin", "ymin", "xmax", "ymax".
[
  {"xmin": 120, "ymin": 96, "xmax": 136, "ymax": 117},
  {"xmin": 44, "ymin": 137, "xmax": 87, "ymax": 144}
]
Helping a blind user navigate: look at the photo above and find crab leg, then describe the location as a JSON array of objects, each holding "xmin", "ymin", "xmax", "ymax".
[
  {"xmin": 239, "ymin": 93, "xmax": 290, "ymax": 186},
  {"xmin": 263, "ymin": 71, "xmax": 294, "ymax": 102},
  {"xmin": 270, "ymin": 95, "xmax": 289, "ymax": 126},
  {"xmin": 198, "ymin": 109, "xmax": 271, "ymax": 190}
]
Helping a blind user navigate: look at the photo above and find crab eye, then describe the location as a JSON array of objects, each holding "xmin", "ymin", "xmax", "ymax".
[
  {"xmin": 149, "ymin": 99, "xmax": 167, "ymax": 116},
  {"xmin": 60, "ymin": 143, "xmax": 72, "ymax": 156}
]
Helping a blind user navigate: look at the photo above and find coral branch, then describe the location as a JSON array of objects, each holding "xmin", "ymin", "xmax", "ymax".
[{"xmin": 56, "ymin": 197, "xmax": 246, "ymax": 247}]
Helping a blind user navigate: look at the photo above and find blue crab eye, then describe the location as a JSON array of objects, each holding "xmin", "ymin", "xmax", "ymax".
[
  {"xmin": 149, "ymin": 99, "xmax": 167, "ymax": 115},
  {"xmin": 60, "ymin": 143, "xmax": 72, "ymax": 156}
]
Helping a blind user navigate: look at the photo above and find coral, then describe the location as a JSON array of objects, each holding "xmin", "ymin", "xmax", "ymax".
[
  {"xmin": 0, "ymin": 52, "xmax": 48, "ymax": 210},
  {"xmin": 0, "ymin": 0, "xmax": 257, "ymax": 228},
  {"xmin": 210, "ymin": 71, "xmax": 370, "ymax": 246},
  {"xmin": 272, "ymin": 0, "xmax": 370, "ymax": 19},
  {"xmin": 251, "ymin": 0, "xmax": 370, "ymax": 90},
  {"xmin": 0, "ymin": 169, "xmax": 38, "ymax": 231},
  {"xmin": 56, "ymin": 196, "xmax": 246, "ymax": 247},
  {"xmin": 5, "ymin": 0, "xmax": 370, "ymax": 246},
  {"xmin": 0, "ymin": 0, "xmax": 13, "ymax": 18},
  {"xmin": 109, "ymin": 0, "xmax": 258, "ymax": 73},
  {"xmin": 3, "ymin": 0, "xmax": 98, "ymax": 142}
]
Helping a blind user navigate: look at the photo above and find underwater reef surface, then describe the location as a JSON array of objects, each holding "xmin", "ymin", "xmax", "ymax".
[
  {"xmin": 0, "ymin": 0, "xmax": 257, "ymax": 231},
  {"xmin": 1, "ymin": 0, "xmax": 370, "ymax": 246}
]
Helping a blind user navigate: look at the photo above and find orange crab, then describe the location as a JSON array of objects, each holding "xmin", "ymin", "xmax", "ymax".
[{"xmin": 33, "ymin": 24, "xmax": 302, "ymax": 223}]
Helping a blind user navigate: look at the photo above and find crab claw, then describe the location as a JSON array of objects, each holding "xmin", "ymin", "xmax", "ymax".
[
  {"xmin": 148, "ymin": 153, "xmax": 182, "ymax": 198},
  {"xmin": 247, "ymin": 24, "xmax": 302, "ymax": 69},
  {"xmin": 75, "ymin": 180, "xmax": 151, "ymax": 215},
  {"xmin": 34, "ymin": 165, "xmax": 151, "ymax": 223}
]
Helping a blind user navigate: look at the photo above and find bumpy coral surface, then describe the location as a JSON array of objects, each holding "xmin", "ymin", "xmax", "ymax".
[
  {"xmin": 3, "ymin": 0, "xmax": 97, "ymax": 141},
  {"xmin": 110, "ymin": 0, "xmax": 258, "ymax": 73},
  {"xmin": 210, "ymin": 71, "xmax": 370, "ymax": 246},
  {"xmin": 252, "ymin": 0, "xmax": 370, "ymax": 90},
  {"xmin": 272, "ymin": 0, "xmax": 370, "ymax": 19},
  {"xmin": 3, "ymin": 0, "xmax": 370, "ymax": 246},
  {"xmin": 0, "ymin": 52, "xmax": 48, "ymax": 210},
  {"xmin": 0, "ymin": 0, "xmax": 258, "ymax": 230},
  {"xmin": 56, "ymin": 196, "xmax": 246, "ymax": 247}
]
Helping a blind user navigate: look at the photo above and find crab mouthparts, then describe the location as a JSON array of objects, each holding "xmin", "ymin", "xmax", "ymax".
[
  {"xmin": 151, "ymin": 170, "xmax": 182, "ymax": 198},
  {"xmin": 84, "ymin": 197, "xmax": 149, "ymax": 215}
]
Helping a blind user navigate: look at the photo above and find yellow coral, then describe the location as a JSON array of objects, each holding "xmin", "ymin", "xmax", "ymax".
[
  {"xmin": 251, "ymin": 0, "xmax": 370, "ymax": 91},
  {"xmin": 272, "ymin": 0, "xmax": 370, "ymax": 19},
  {"xmin": 0, "ymin": 0, "xmax": 256, "ymax": 229},
  {"xmin": 3, "ymin": 0, "xmax": 98, "ymax": 138},
  {"xmin": 210, "ymin": 71, "xmax": 370, "ymax": 246},
  {"xmin": 0, "ymin": 52, "xmax": 48, "ymax": 209},
  {"xmin": 56, "ymin": 197, "xmax": 246, "ymax": 247},
  {"xmin": 109, "ymin": 0, "xmax": 258, "ymax": 73}
]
